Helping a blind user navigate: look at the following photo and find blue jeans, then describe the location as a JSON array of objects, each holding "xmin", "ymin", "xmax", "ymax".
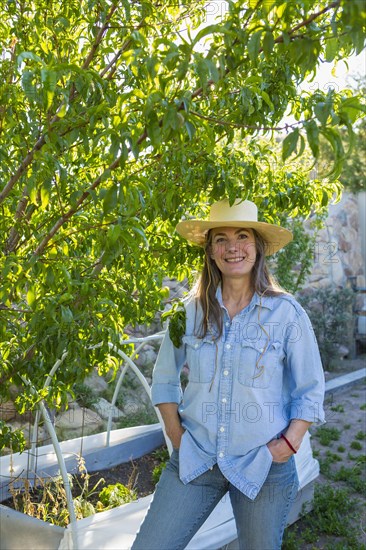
[{"xmin": 131, "ymin": 449, "xmax": 299, "ymax": 550}]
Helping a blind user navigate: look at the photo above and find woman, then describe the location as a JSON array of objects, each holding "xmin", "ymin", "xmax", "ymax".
[{"xmin": 132, "ymin": 198, "xmax": 325, "ymax": 550}]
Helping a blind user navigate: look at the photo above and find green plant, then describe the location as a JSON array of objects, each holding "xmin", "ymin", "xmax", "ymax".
[
  {"xmin": 283, "ymin": 483, "xmax": 363, "ymax": 548},
  {"xmin": 350, "ymin": 441, "xmax": 362, "ymax": 450},
  {"xmin": 98, "ymin": 483, "xmax": 137, "ymax": 508},
  {"xmin": 298, "ymin": 287, "xmax": 354, "ymax": 370},
  {"xmin": 330, "ymin": 404, "xmax": 345, "ymax": 413},
  {"xmin": 0, "ymin": 421, "xmax": 26, "ymax": 453},
  {"xmin": 73, "ymin": 455, "xmax": 105, "ymax": 519},
  {"xmin": 344, "ymin": 424, "xmax": 351, "ymax": 429},
  {"xmin": 151, "ymin": 446, "xmax": 170, "ymax": 485},
  {"xmin": 307, "ymin": 484, "xmax": 356, "ymax": 536},
  {"xmin": 152, "ymin": 446, "xmax": 170, "ymax": 462},
  {"xmin": 318, "ymin": 453, "xmax": 341, "ymax": 477},
  {"xmin": 337, "ymin": 445, "xmax": 345, "ymax": 453},
  {"xmin": 333, "ymin": 465, "xmax": 366, "ymax": 494},
  {"xmin": 355, "ymin": 431, "xmax": 366, "ymax": 441},
  {"xmin": 316, "ymin": 426, "xmax": 341, "ymax": 446},
  {"xmin": 72, "ymin": 383, "xmax": 99, "ymax": 409},
  {"xmin": 359, "ymin": 404, "xmax": 366, "ymax": 411},
  {"xmin": 152, "ymin": 463, "xmax": 167, "ymax": 485},
  {"xmin": 116, "ymin": 410, "xmax": 157, "ymax": 429}
]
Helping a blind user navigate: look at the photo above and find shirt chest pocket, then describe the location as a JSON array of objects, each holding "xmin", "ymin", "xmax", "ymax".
[
  {"xmin": 239, "ymin": 338, "xmax": 282, "ymax": 389},
  {"xmin": 182, "ymin": 335, "xmax": 217, "ymax": 383}
]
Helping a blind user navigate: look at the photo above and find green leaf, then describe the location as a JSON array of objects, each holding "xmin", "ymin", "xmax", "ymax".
[
  {"xmin": 26, "ymin": 288, "xmax": 36, "ymax": 306},
  {"xmin": 314, "ymin": 101, "xmax": 332, "ymax": 126},
  {"xmin": 162, "ymin": 301, "xmax": 186, "ymax": 348},
  {"xmin": 61, "ymin": 305, "xmax": 73, "ymax": 324},
  {"xmin": 263, "ymin": 32, "xmax": 274, "ymax": 59},
  {"xmin": 41, "ymin": 187, "xmax": 50, "ymax": 208},
  {"xmin": 17, "ymin": 51, "xmax": 43, "ymax": 66},
  {"xmin": 185, "ymin": 120, "xmax": 196, "ymax": 140},
  {"xmin": 103, "ymin": 186, "xmax": 118, "ymax": 216},
  {"xmin": 305, "ymin": 120, "xmax": 319, "ymax": 158},
  {"xmin": 248, "ymin": 30, "xmax": 263, "ymax": 62},
  {"xmin": 282, "ymin": 129, "xmax": 299, "ymax": 161},
  {"xmin": 325, "ymin": 37, "xmax": 338, "ymax": 62}
]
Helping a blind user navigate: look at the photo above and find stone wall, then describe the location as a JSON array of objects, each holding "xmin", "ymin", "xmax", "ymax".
[{"xmin": 304, "ymin": 192, "xmax": 365, "ymax": 290}]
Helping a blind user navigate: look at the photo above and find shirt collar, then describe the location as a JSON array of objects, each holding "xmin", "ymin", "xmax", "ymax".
[{"xmin": 216, "ymin": 285, "xmax": 274, "ymax": 314}]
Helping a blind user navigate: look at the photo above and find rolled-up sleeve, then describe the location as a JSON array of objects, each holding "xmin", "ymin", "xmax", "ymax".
[
  {"xmin": 284, "ymin": 302, "xmax": 325, "ymax": 425},
  {"xmin": 151, "ymin": 328, "xmax": 186, "ymax": 406}
]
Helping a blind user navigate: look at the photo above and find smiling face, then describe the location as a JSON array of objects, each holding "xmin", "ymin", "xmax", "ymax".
[{"xmin": 209, "ymin": 226, "xmax": 257, "ymax": 281}]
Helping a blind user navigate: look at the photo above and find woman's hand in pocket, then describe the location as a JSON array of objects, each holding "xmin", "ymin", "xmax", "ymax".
[
  {"xmin": 267, "ymin": 437, "xmax": 293, "ymax": 463},
  {"xmin": 168, "ymin": 425, "xmax": 185, "ymax": 450}
]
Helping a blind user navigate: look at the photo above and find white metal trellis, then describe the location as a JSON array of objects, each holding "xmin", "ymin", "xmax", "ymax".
[{"xmin": 23, "ymin": 333, "xmax": 171, "ymax": 550}]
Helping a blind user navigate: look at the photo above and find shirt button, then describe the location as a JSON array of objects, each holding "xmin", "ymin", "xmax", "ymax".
[
  {"xmin": 225, "ymin": 343, "xmax": 231, "ymax": 350},
  {"xmin": 222, "ymin": 398, "xmax": 227, "ymax": 403},
  {"xmin": 194, "ymin": 343, "xmax": 199, "ymax": 348},
  {"xmin": 223, "ymin": 370, "xmax": 229, "ymax": 376},
  {"xmin": 225, "ymin": 322, "xmax": 230, "ymax": 327},
  {"xmin": 219, "ymin": 452, "xmax": 224, "ymax": 458},
  {"xmin": 220, "ymin": 427, "xmax": 225, "ymax": 432}
]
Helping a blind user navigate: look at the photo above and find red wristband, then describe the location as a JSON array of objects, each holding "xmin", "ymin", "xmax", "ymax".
[{"xmin": 281, "ymin": 433, "xmax": 297, "ymax": 454}]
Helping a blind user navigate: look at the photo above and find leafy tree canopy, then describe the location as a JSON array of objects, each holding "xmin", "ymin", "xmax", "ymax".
[{"xmin": 0, "ymin": 0, "xmax": 365, "ymax": 421}]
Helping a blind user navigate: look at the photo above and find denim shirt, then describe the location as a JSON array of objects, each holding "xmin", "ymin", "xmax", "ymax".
[{"xmin": 151, "ymin": 289, "xmax": 325, "ymax": 500}]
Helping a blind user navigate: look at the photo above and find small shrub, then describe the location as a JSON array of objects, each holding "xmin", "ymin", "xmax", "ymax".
[
  {"xmin": 333, "ymin": 465, "xmax": 366, "ymax": 494},
  {"xmin": 151, "ymin": 446, "xmax": 169, "ymax": 485},
  {"xmin": 355, "ymin": 431, "xmax": 366, "ymax": 441},
  {"xmin": 98, "ymin": 483, "xmax": 137, "ymax": 508},
  {"xmin": 325, "ymin": 450, "xmax": 342, "ymax": 461},
  {"xmin": 360, "ymin": 403, "xmax": 366, "ymax": 411},
  {"xmin": 343, "ymin": 424, "xmax": 351, "ymax": 430},
  {"xmin": 337, "ymin": 445, "xmax": 345, "ymax": 453},
  {"xmin": 152, "ymin": 446, "xmax": 169, "ymax": 462},
  {"xmin": 152, "ymin": 463, "xmax": 167, "ymax": 485},
  {"xmin": 316, "ymin": 426, "xmax": 341, "ymax": 446},
  {"xmin": 330, "ymin": 404, "xmax": 344, "ymax": 413},
  {"xmin": 298, "ymin": 287, "xmax": 353, "ymax": 369},
  {"xmin": 311, "ymin": 484, "xmax": 355, "ymax": 536},
  {"xmin": 350, "ymin": 441, "xmax": 362, "ymax": 450}
]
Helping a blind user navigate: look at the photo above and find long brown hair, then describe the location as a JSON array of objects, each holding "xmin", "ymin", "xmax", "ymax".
[{"xmin": 193, "ymin": 228, "xmax": 287, "ymax": 338}]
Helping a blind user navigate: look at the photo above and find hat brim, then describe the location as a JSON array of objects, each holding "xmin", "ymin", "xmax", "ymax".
[{"xmin": 175, "ymin": 220, "xmax": 293, "ymax": 255}]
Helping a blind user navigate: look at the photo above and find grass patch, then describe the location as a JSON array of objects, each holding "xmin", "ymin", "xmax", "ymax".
[
  {"xmin": 283, "ymin": 484, "xmax": 362, "ymax": 549},
  {"xmin": 355, "ymin": 431, "xmax": 366, "ymax": 441},
  {"xmin": 360, "ymin": 403, "xmax": 366, "ymax": 410},
  {"xmin": 343, "ymin": 424, "xmax": 351, "ymax": 430},
  {"xmin": 333, "ymin": 465, "xmax": 366, "ymax": 494},
  {"xmin": 330, "ymin": 404, "xmax": 345, "ymax": 412},
  {"xmin": 316, "ymin": 426, "xmax": 341, "ymax": 446},
  {"xmin": 337, "ymin": 445, "xmax": 345, "ymax": 453},
  {"xmin": 350, "ymin": 441, "xmax": 363, "ymax": 450}
]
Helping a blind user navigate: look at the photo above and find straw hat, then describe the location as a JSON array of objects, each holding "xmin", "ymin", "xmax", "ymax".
[{"xmin": 176, "ymin": 199, "xmax": 293, "ymax": 255}]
